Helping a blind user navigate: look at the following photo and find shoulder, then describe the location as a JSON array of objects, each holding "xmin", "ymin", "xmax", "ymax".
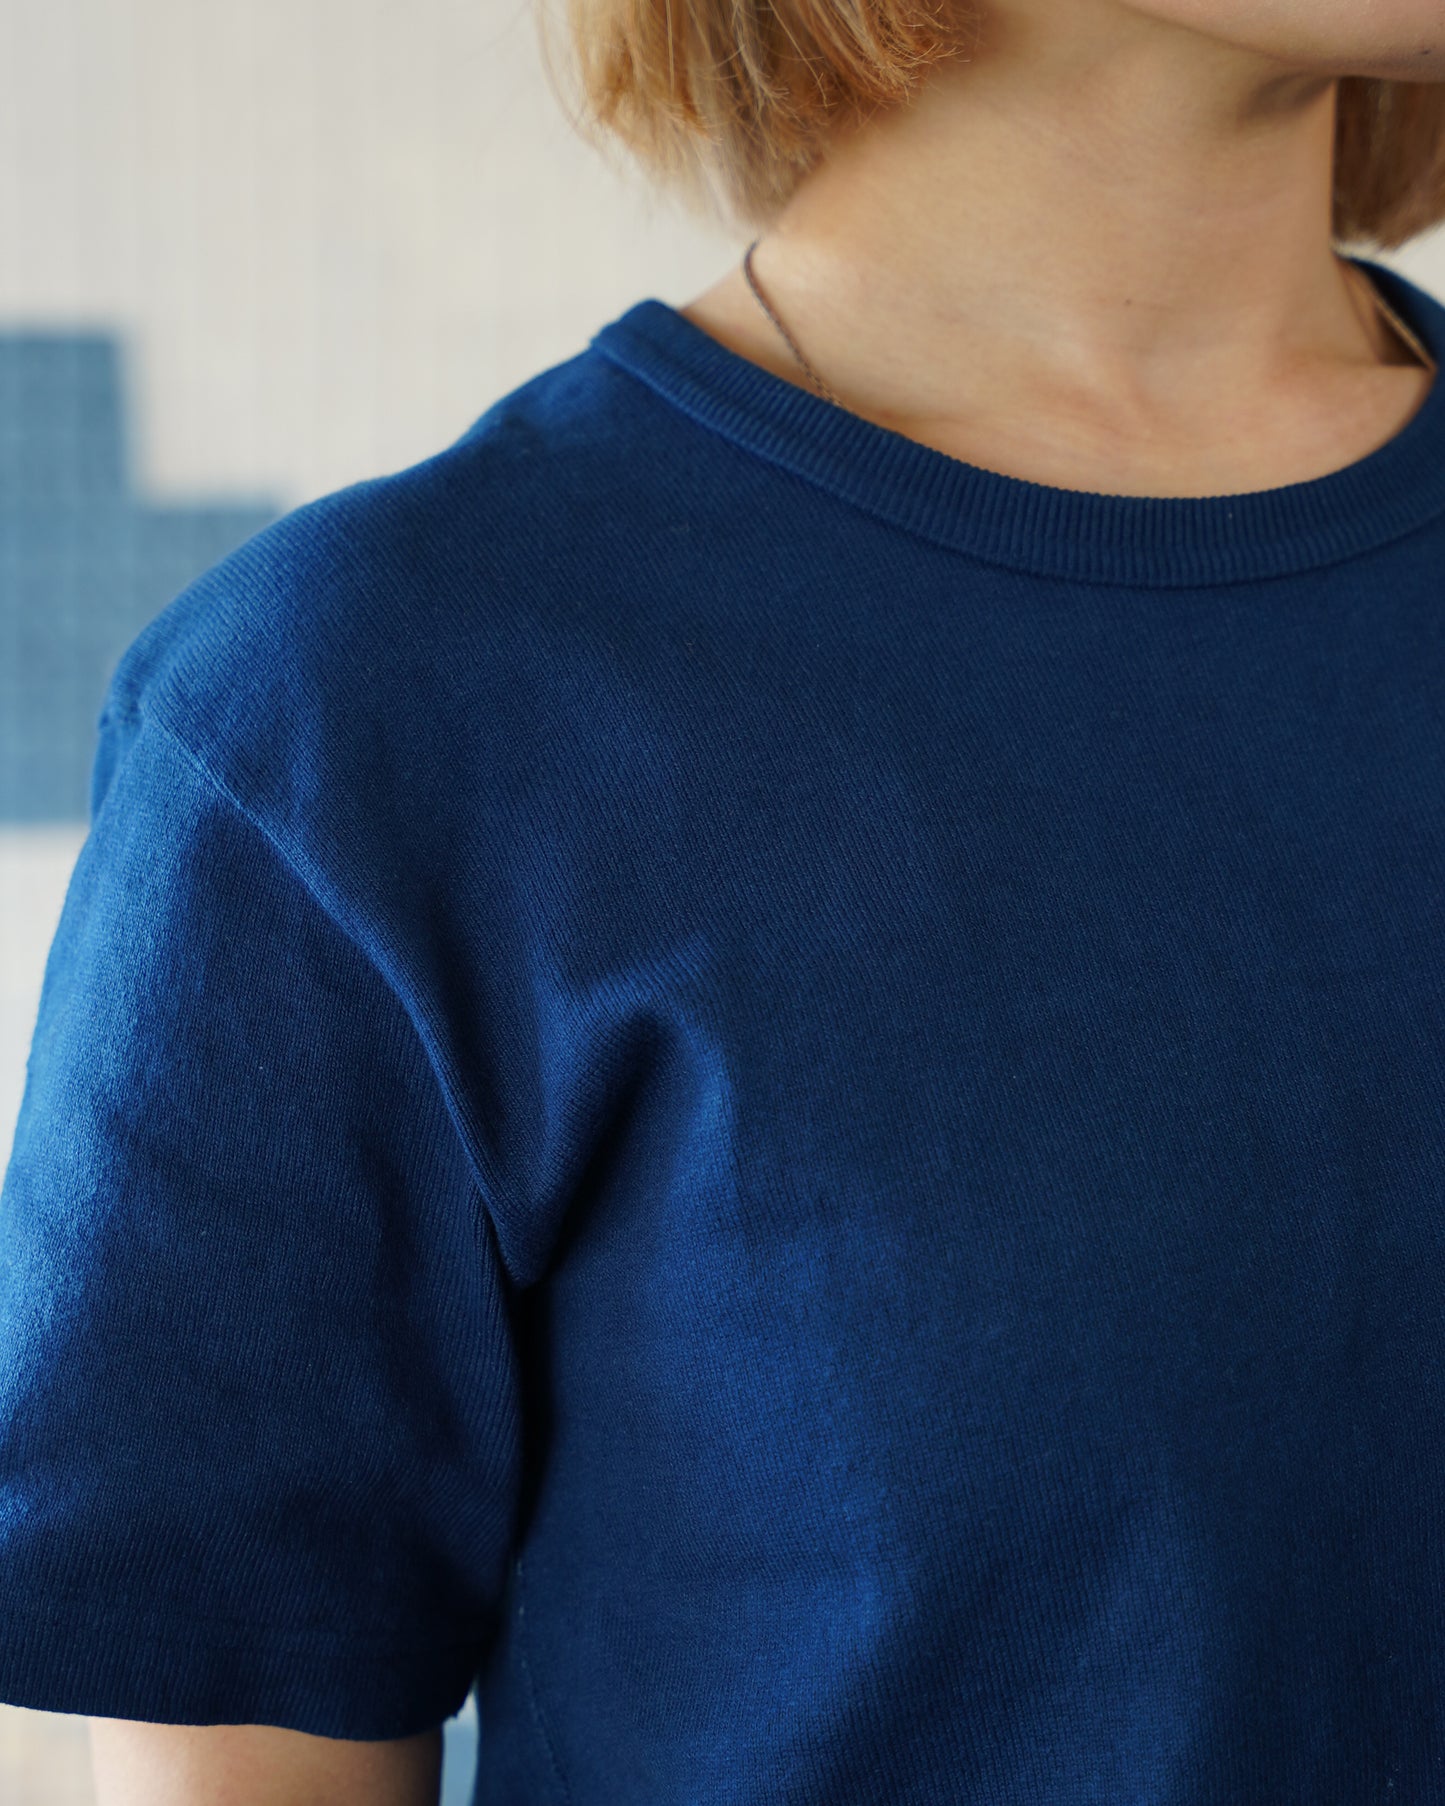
[{"xmin": 98, "ymin": 337, "xmax": 657, "ymax": 824}]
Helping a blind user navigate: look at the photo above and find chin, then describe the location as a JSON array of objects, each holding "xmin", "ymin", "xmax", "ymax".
[{"xmin": 1132, "ymin": 1, "xmax": 1445, "ymax": 82}]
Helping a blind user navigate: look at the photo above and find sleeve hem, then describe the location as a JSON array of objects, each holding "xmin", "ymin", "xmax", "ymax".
[{"xmin": 0, "ymin": 1595, "xmax": 487, "ymax": 1739}]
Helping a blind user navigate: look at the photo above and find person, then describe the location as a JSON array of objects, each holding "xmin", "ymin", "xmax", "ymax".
[{"xmin": 3, "ymin": 1, "xmax": 1445, "ymax": 1800}]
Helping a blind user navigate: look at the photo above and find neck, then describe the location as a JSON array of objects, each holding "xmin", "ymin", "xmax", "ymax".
[{"xmin": 754, "ymin": 2, "xmax": 1418, "ymax": 423}]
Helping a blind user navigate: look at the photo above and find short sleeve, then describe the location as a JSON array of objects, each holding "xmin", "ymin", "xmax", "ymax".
[{"xmin": 0, "ymin": 705, "xmax": 523, "ymax": 1738}]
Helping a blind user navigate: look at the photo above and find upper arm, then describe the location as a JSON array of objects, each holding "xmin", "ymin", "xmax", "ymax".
[
  {"xmin": 0, "ymin": 706, "xmax": 519, "ymax": 1736},
  {"xmin": 88, "ymin": 1718, "xmax": 443, "ymax": 1806}
]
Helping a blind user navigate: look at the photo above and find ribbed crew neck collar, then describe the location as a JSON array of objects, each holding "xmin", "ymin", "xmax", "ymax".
[{"xmin": 590, "ymin": 255, "xmax": 1445, "ymax": 589}]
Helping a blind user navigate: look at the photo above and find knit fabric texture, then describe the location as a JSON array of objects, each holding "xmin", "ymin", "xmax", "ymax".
[{"xmin": 3, "ymin": 254, "xmax": 1445, "ymax": 1802}]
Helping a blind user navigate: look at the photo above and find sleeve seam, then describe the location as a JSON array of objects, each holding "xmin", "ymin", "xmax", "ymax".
[{"xmin": 125, "ymin": 699, "xmax": 517, "ymax": 1275}]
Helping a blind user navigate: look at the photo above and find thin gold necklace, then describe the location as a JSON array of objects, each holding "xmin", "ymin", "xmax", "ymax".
[{"xmin": 739, "ymin": 238, "xmax": 1438, "ymax": 409}]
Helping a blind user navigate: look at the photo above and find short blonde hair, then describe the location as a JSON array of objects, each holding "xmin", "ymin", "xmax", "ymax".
[{"xmin": 537, "ymin": 0, "xmax": 1445, "ymax": 252}]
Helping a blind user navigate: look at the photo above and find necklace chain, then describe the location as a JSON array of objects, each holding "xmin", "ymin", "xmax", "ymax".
[
  {"xmin": 741, "ymin": 239, "xmax": 841, "ymax": 407},
  {"xmin": 740, "ymin": 236, "xmax": 1436, "ymax": 411}
]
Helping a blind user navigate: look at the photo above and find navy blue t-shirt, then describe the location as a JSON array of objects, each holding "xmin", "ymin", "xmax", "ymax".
[{"xmin": 3, "ymin": 252, "xmax": 1445, "ymax": 1802}]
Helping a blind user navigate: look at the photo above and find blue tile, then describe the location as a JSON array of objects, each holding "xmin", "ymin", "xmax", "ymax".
[{"xmin": 0, "ymin": 331, "xmax": 280, "ymax": 822}]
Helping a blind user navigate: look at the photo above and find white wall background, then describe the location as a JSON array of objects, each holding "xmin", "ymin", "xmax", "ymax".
[{"xmin": 0, "ymin": 0, "xmax": 735, "ymax": 505}]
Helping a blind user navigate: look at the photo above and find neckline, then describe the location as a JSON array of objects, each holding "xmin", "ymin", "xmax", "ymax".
[{"xmin": 589, "ymin": 254, "xmax": 1445, "ymax": 589}]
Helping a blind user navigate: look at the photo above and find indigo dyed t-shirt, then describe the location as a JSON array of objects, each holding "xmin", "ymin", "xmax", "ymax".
[{"xmin": 3, "ymin": 252, "xmax": 1445, "ymax": 1803}]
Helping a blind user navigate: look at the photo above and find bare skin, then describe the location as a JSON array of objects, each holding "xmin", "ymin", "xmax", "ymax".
[
  {"xmin": 87, "ymin": 1717, "xmax": 443, "ymax": 1806},
  {"xmin": 678, "ymin": 0, "xmax": 1444, "ymax": 499}
]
